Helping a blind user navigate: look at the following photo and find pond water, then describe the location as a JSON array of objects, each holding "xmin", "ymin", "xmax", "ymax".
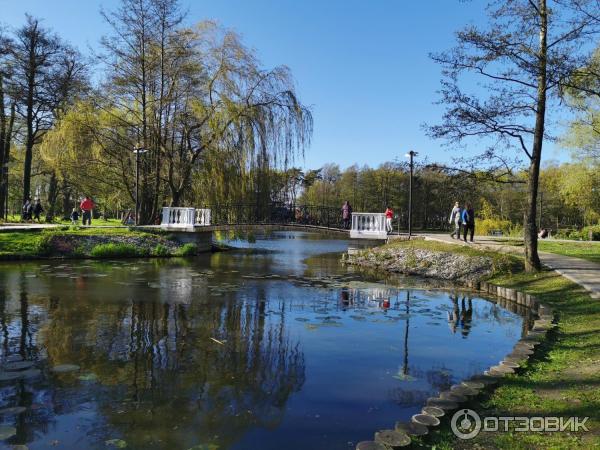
[{"xmin": 0, "ymin": 231, "xmax": 530, "ymax": 450}]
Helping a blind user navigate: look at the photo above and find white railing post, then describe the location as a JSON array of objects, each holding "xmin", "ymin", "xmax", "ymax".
[
  {"xmin": 161, "ymin": 207, "xmax": 205, "ymax": 228},
  {"xmin": 194, "ymin": 208, "xmax": 211, "ymax": 226},
  {"xmin": 350, "ymin": 213, "xmax": 387, "ymax": 239},
  {"xmin": 162, "ymin": 207, "xmax": 171, "ymax": 225}
]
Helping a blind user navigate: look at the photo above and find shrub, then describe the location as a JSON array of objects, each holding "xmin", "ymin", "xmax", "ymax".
[
  {"xmin": 35, "ymin": 234, "xmax": 54, "ymax": 256},
  {"xmin": 583, "ymin": 225, "xmax": 600, "ymax": 241},
  {"xmin": 476, "ymin": 218, "xmax": 513, "ymax": 236},
  {"xmin": 72, "ymin": 244, "xmax": 86, "ymax": 258},
  {"xmin": 507, "ymin": 223, "xmax": 524, "ymax": 238},
  {"xmin": 90, "ymin": 243, "xmax": 140, "ymax": 258},
  {"xmin": 175, "ymin": 243, "xmax": 198, "ymax": 256},
  {"xmin": 554, "ymin": 225, "xmax": 600, "ymax": 240},
  {"xmin": 152, "ymin": 244, "xmax": 170, "ymax": 257}
]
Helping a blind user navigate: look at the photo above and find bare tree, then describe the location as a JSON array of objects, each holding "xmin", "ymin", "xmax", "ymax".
[
  {"xmin": 0, "ymin": 30, "xmax": 17, "ymax": 217},
  {"xmin": 428, "ymin": 0, "xmax": 600, "ymax": 271},
  {"xmin": 10, "ymin": 15, "xmax": 72, "ymax": 206}
]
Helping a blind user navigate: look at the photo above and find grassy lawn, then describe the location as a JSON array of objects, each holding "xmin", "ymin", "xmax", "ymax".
[
  {"xmin": 0, "ymin": 227, "xmax": 149, "ymax": 258},
  {"xmin": 485, "ymin": 237, "xmax": 600, "ymax": 264},
  {"xmin": 0, "ymin": 231, "xmax": 44, "ymax": 256},
  {"xmin": 539, "ymin": 241, "xmax": 600, "ymax": 264},
  {"xmin": 377, "ymin": 240, "xmax": 600, "ymax": 449}
]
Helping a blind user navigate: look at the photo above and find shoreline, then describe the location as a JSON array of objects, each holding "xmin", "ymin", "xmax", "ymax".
[
  {"xmin": 346, "ymin": 239, "xmax": 599, "ymax": 449},
  {"xmin": 0, "ymin": 227, "xmax": 209, "ymax": 261}
]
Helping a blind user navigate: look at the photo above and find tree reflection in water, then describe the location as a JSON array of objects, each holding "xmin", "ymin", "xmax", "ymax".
[
  {"xmin": 0, "ymin": 247, "xmax": 527, "ymax": 450},
  {"xmin": 1, "ymin": 269, "xmax": 305, "ymax": 449}
]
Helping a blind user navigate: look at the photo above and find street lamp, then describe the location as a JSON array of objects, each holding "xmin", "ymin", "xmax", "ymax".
[
  {"xmin": 405, "ymin": 150, "xmax": 418, "ymax": 239},
  {"xmin": 133, "ymin": 146, "xmax": 148, "ymax": 225}
]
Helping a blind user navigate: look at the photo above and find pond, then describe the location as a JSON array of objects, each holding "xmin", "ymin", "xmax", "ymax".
[{"xmin": 0, "ymin": 231, "xmax": 530, "ymax": 450}]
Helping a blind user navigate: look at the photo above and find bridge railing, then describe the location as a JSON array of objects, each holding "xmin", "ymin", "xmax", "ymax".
[
  {"xmin": 159, "ymin": 203, "xmax": 451, "ymax": 231},
  {"xmin": 161, "ymin": 207, "xmax": 212, "ymax": 228},
  {"xmin": 195, "ymin": 208, "xmax": 211, "ymax": 226},
  {"xmin": 350, "ymin": 213, "xmax": 387, "ymax": 239},
  {"xmin": 196, "ymin": 203, "xmax": 345, "ymax": 228}
]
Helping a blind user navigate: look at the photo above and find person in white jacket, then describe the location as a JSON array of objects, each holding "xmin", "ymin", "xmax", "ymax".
[{"xmin": 449, "ymin": 201, "xmax": 462, "ymax": 239}]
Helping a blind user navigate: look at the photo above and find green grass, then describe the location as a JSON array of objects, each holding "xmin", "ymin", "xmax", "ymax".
[
  {"xmin": 538, "ymin": 241, "xmax": 600, "ymax": 264},
  {"xmin": 484, "ymin": 237, "xmax": 600, "ymax": 264},
  {"xmin": 90, "ymin": 242, "xmax": 143, "ymax": 258},
  {"xmin": 175, "ymin": 243, "xmax": 198, "ymax": 256},
  {"xmin": 151, "ymin": 243, "xmax": 170, "ymax": 257},
  {"xmin": 0, "ymin": 228, "xmax": 163, "ymax": 259},
  {"xmin": 420, "ymin": 270, "xmax": 600, "ymax": 449},
  {"xmin": 0, "ymin": 231, "xmax": 44, "ymax": 256}
]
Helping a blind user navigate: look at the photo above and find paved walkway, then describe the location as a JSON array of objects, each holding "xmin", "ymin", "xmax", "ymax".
[
  {"xmin": 0, "ymin": 224, "xmax": 60, "ymax": 231},
  {"xmin": 421, "ymin": 233, "xmax": 600, "ymax": 299}
]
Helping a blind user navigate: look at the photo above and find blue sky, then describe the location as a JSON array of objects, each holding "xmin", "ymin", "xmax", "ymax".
[{"xmin": 0, "ymin": 0, "xmax": 569, "ymax": 170}]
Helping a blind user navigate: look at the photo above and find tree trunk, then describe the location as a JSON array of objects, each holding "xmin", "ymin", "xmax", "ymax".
[
  {"xmin": 0, "ymin": 103, "xmax": 15, "ymax": 219},
  {"xmin": 524, "ymin": 0, "xmax": 547, "ymax": 272},
  {"xmin": 45, "ymin": 171, "xmax": 59, "ymax": 222},
  {"xmin": 0, "ymin": 74, "xmax": 6, "ymax": 218},
  {"xmin": 170, "ymin": 187, "xmax": 181, "ymax": 207},
  {"xmin": 61, "ymin": 178, "xmax": 72, "ymax": 218},
  {"xmin": 22, "ymin": 33, "xmax": 36, "ymax": 205}
]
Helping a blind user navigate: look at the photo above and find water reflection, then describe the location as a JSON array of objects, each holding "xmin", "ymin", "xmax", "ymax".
[
  {"xmin": 447, "ymin": 294, "xmax": 473, "ymax": 337},
  {"xmin": 0, "ymin": 232, "xmax": 530, "ymax": 450}
]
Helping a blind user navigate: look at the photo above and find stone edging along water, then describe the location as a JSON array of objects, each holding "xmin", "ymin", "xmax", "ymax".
[{"xmin": 355, "ymin": 279, "xmax": 556, "ymax": 450}]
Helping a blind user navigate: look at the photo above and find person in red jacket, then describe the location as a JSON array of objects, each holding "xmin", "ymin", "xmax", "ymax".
[
  {"xmin": 385, "ymin": 206, "xmax": 393, "ymax": 233},
  {"xmin": 80, "ymin": 196, "xmax": 95, "ymax": 226}
]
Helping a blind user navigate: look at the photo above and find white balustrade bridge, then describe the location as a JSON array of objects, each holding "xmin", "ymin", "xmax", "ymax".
[{"xmin": 160, "ymin": 207, "xmax": 389, "ymax": 240}]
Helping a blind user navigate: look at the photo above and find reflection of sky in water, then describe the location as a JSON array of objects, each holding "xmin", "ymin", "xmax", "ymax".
[
  {"xmin": 0, "ymin": 232, "xmax": 528, "ymax": 450},
  {"xmin": 216, "ymin": 230, "xmax": 375, "ymax": 274}
]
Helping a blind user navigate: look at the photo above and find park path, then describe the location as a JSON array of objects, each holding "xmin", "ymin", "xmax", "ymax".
[
  {"xmin": 0, "ymin": 224, "xmax": 60, "ymax": 231},
  {"xmin": 421, "ymin": 233, "xmax": 600, "ymax": 299}
]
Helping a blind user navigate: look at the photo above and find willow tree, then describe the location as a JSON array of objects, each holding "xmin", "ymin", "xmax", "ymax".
[
  {"xmin": 87, "ymin": 0, "xmax": 311, "ymax": 223},
  {"xmin": 428, "ymin": 0, "xmax": 600, "ymax": 271},
  {"xmin": 562, "ymin": 46, "xmax": 600, "ymax": 161},
  {"xmin": 163, "ymin": 22, "xmax": 312, "ymax": 209}
]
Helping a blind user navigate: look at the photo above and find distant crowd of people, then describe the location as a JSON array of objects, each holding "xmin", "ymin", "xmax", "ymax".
[
  {"xmin": 22, "ymin": 195, "xmax": 96, "ymax": 225},
  {"xmin": 21, "ymin": 197, "xmax": 45, "ymax": 223}
]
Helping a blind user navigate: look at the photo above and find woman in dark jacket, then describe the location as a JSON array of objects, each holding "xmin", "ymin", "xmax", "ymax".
[
  {"xmin": 341, "ymin": 201, "xmax": 352, "ymax": 229},
  {"xmin": 461, "ymin": 202, "xmax": 475, "ymax": 242},
  {"xmin": 32, "ymin": 199, "xmax": 44, "ymax": 222}
]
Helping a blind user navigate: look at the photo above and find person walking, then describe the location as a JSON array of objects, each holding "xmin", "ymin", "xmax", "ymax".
[
  {"xmin": 22, "ymin": 197, "xmax": 32, "ymax": 222},
  {"xmin": 385, "ymin": 205, "xmax": 393, "ymax": 233},
  {"xmin": 342, "ymin": 201, "xmax": 352, "ymax": 229},
  {"xmin": 461, "ymin": 202, "xmax": 475, "ymax": 242},
  {"xmin": 32, "ymin": 199, "xmax": 44, "ymax": 222},
  {"xmin": 70, "ymin": 207, "xmax": 79, "ymax": 225},
  {"xmin": 80, "ymin": 196, "xmax": 95, "ymax": 226},
  {"xmin": 449, "ymin": 201, "xmax": 462, "ymax": 239}
]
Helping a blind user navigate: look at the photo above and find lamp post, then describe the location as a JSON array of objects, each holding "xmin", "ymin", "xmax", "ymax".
[
  {"xmin": 133, "ymin": 146, "xmax": 148, "ymax": 225},
  {"xmin": 405, "ymin": 150, "xmax": 418, "ymax": 238}
]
